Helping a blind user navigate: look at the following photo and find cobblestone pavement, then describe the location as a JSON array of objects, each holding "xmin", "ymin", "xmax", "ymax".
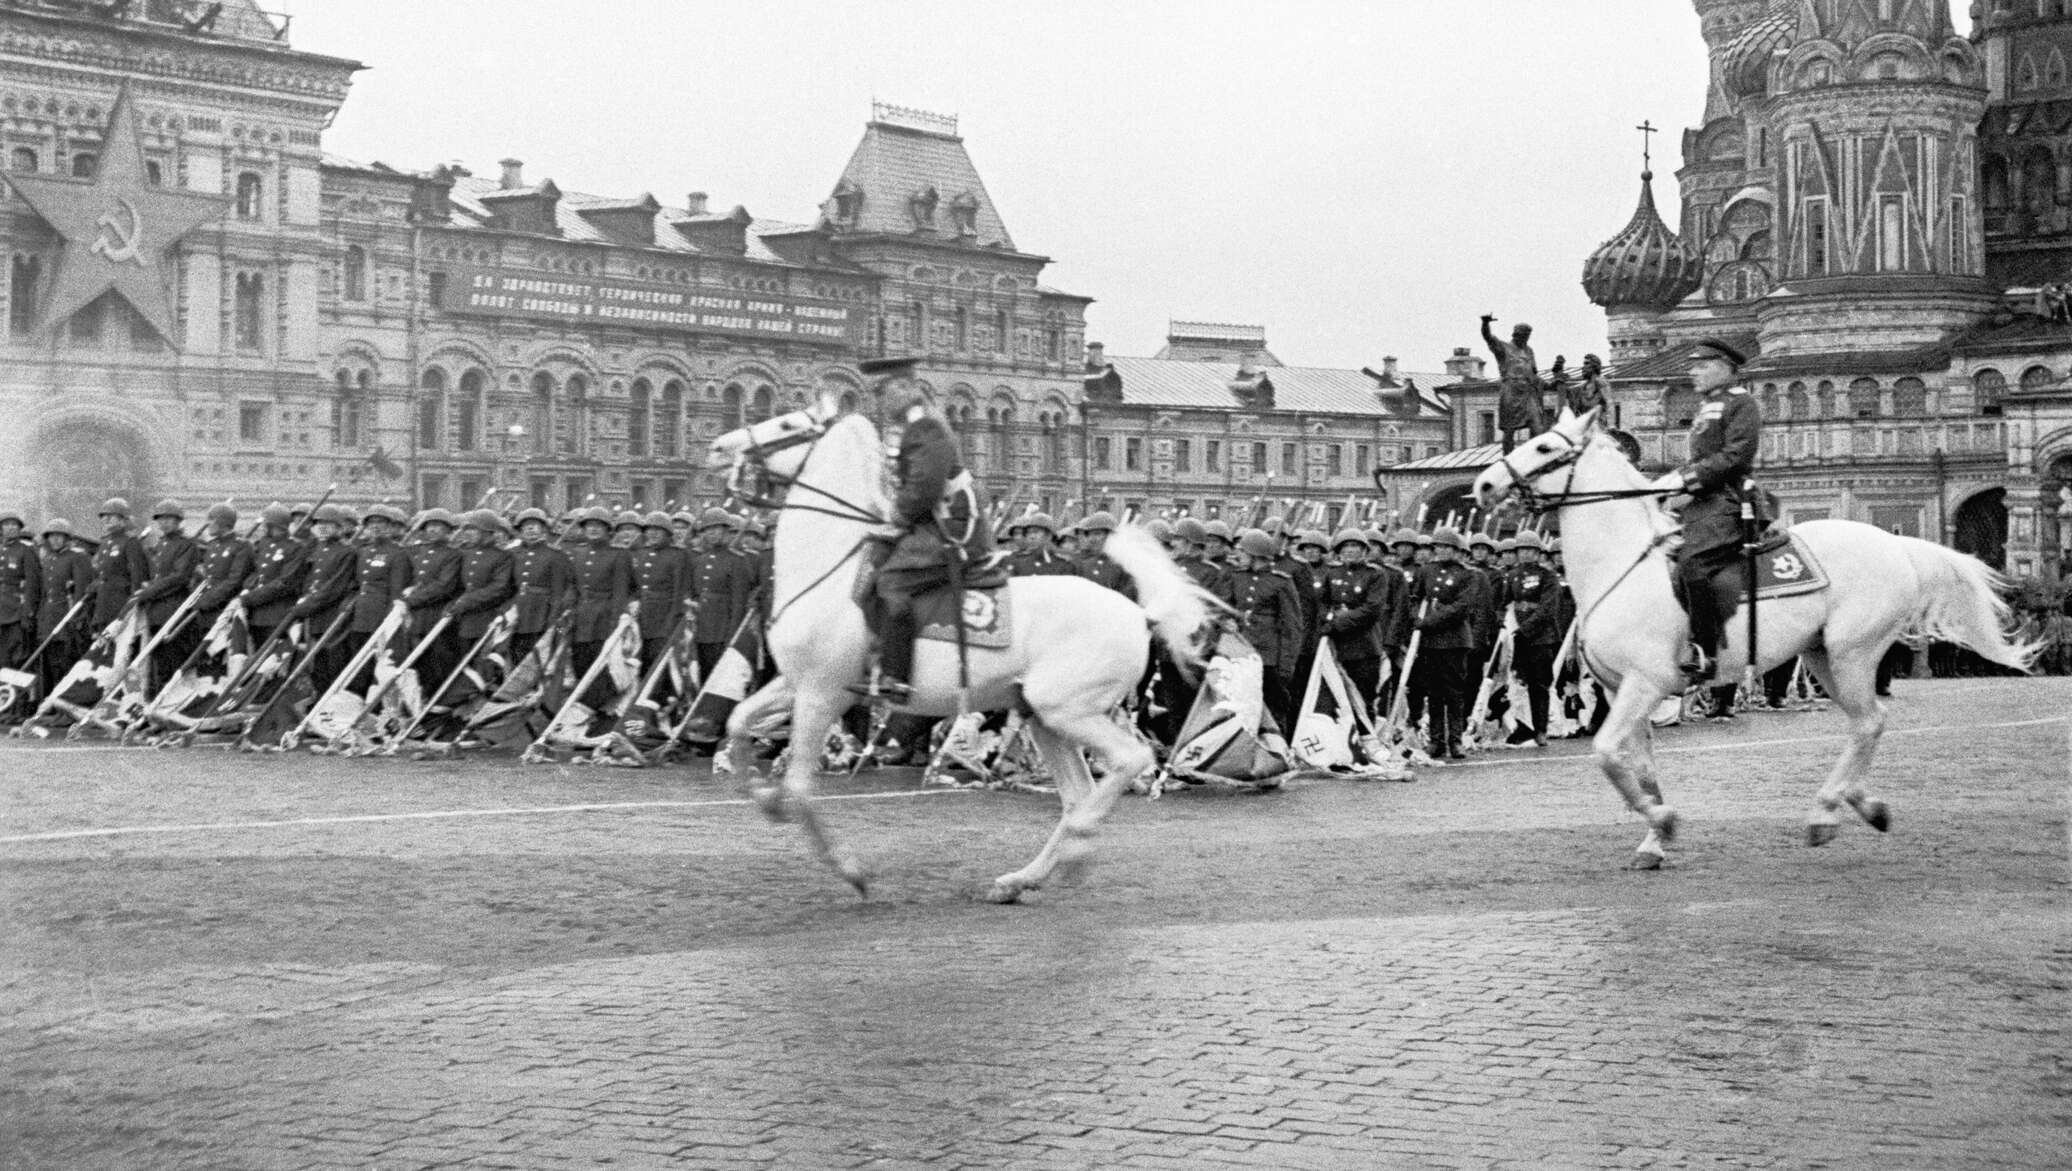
[{"xmin": 2, "ymin": 677, "xmax": 2067, "ymax": 1169}]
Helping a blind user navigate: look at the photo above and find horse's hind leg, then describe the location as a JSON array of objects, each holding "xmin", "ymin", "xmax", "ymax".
[
  {"xmin": 777, "ymin": 685, "xmax": 873, "ymax": 895},
  {"xmin": 985, "ymin": 722, "xmax": 1096, "ymax": 904},
  {"xmin": 1592, "ymin": 677, "xmax": 1680, "ymax": 868},
  {"xmin": 1022, "ymin": 701, "xmax": 1156, "ymax": 890},
  {"xmin": 1798, "ymin": 648, "xmax": 1890, "ymax": 846}
]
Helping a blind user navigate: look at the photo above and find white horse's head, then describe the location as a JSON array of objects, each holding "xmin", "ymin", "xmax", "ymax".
[
  {"xmin": 1472, "ymin": 406, "xmax": 1599, "ymax": 513},
  {"xmin": 707, "ymin": 388, "xmax": 845, "ymax": 500}
]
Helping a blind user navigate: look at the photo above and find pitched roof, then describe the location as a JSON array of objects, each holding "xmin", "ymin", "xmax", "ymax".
[
  {"xmin": 1091, "ymin": 356, "xmax": 1448, "ymax": 418},
  {"xmin": 819, "ymin": 116, "xmax": 1015, "ymax": 249},
  {"xmin": 1387, "ymin": 443, "xmax": 1504, "ymax": 472},
  {"xmin": 442, "ymin": 176, "xmax": 852, "ymax": 269},
  {"xmin": 1608, "ymin": 334, "xmax": 1761, "ymax": 381}
]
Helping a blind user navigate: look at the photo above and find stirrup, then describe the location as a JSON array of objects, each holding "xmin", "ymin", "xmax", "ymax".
[
  {"xmin": 847, "ymin": 668, "xmax": 913, "ymax": 703},
  {"xmin": 1680, "ymin": 645, "xmax": 1715, "ymax": 685}
]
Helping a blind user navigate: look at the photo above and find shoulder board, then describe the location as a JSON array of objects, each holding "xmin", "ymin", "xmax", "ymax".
[{"xmin": 1728, "ymin": 385, "xmax": 1749, "ymax": 396}]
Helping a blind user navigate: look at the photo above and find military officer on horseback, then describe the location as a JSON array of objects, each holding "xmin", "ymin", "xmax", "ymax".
[
  {"xmin": 853, "ymin": 356, "xmax": 992, "ymax": 702},
  {"xmin": 1649, "ymin": 337, "xmax": 1763, "ymax": 684}
]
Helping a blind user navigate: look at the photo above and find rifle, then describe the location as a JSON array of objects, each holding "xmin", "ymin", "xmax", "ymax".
[{"xmin": 1378, "ymin": 599, "xmax": 1433, "ymax": 763}]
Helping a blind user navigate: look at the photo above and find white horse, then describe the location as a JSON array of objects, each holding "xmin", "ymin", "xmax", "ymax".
[
  {"xmin": 707, "ymin": 392, "xmax": 1221, "ymax": 902},
  {"xmin": 1473, "ymin": 407, "xmax": 2040, "ymax": 868}
]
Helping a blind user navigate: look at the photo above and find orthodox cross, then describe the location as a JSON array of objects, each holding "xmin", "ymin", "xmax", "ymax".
[{"xmin": 1637, "ymin": 120, "xmax": 1658, "ymax": 174}]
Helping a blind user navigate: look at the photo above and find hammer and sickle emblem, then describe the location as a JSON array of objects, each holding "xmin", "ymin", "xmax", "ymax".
[
  {"xmin": 90, "ymin": 197, "xmax": 144, "ymax": 266},
  {"xmin": 961, "ymin": 590, "xmax": 995, "ymax": 629},
  {"xmin": 1771, "ymin": 552, "xmax": 1804, "ymax": 580}
]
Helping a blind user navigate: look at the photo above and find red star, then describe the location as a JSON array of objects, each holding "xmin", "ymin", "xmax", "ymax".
[{"xmin": 5, "ymin": 85, "xmax": 231, "ymax": 346}]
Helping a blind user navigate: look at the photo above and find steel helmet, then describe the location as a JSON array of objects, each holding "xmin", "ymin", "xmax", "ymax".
[
  {"xmin": 696, "ymin": 506, "xmax": 734, "ymax": 531},
  {"xmin": 1294, "ymin": 528, "xmax": 1329, "ymax": 551},
  {"xmin": 260, "ymin": 502, "xmax": 291, "ymax": 526},
  {"xmin": 1330, "ymin": 528, "xmax": 1369, "ymax": 551},
  {"xmin": 1021, "ymin": 513, "xmax": 1056, "ymax": 534},
  {"xmin": 641, "ymin": 511, "xmax": 673, "ymax": 530},
  {"xmin": 1079, "ymin": 510, "xmax": 1118, "ymax": 533},
  {"xmin": 205, "ymin": 503, "xmax": 237, "ymax": 526},
  {"xmin": 1173, "ymin": 517, "xmax": 1207, "ymax": 544},
  {"xmin": 1362, "ymin": 528, "xmax": 1386, "ymax": 549},
  {"xmin": 1235, "ymin": 529, "xmax": 1277, "ymax": 560},
  {"xmin": 1429, "ymin": 527, "xmax": 1466, "ymax": 550},
  {"xmin": 150, "ymin": 499, "xmax": 184, "ymax": 520},
  {"xmin": 611, "ymin": 509, "xmax": 644, "ymax": 530},
  {"xmin": 671, "ymin": 510, "xmax": 697, "ymax": 527},
  {"xmin": 311, "ymin": 504, "xmax": 348, "ymax": 525},
  {"xmin": 1467, "ymin": 532, "xmax": 1496, "ymax": 550},
  {"xmin": 0, "ymin": 507, "xmax": 21, "ymax": 527},
  {"xmin": 577, "ymin": 506, "xmax": 612, "ymax": 526},
  {"xmin": 1389, "ymin": 528, "xmax": 1421, "ymax": 548},
  {"xmin": 97, "ymin": 497, "xmax": 132, "ymax": 519},
  {"xmin": 515, "ymin": 507, "xmax": 551, "ymax": 528},
  {"xmin": 1147, "ymin": 518, "xmax": 1173, "ymax": 541},
  {"xmin": 742, "ymin": 519, "xmax": 768, "ymax": 538},
  {"xmin": 420, "ymin": 507, "xmax": 459, "ymax": 529},
  {"xmin": 42, "ymin": 517, "xmax": 73, "ymax": 537},
  {"xmin": 1202, "ymin": 519, "xmax": 1233, "ymax": 543},
  {"xmin": 1496, "ymin": 537, "xmax": 1519, "ymax": 553},
  {"xmin": 1261, "ymin": 516, "xmax": 1286, "ymax": 536},
  {"xmin": 1513, "ymin": 530, "xmax": 1545, "ymax": 551}
]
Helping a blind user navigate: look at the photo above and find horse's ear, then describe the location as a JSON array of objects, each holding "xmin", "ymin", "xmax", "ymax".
[
  {"xmin": 1554, "ymin": 403, "xmax": 1577, "ymax": 427},
  {"xmin": 1573, "ymin": 405, "xmax": 1601, "ymax": 432}
]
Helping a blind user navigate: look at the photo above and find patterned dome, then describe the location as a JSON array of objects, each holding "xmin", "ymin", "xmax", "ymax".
[
  {"xmin": 1721, "ymin": 3, "xmax": 1796, "ymax": 99},
  {"xmin": 1581, "ymin": 172, "xmax": 1704, "ymax": 312}
]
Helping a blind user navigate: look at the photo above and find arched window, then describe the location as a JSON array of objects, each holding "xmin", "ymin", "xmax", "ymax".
[
  {"xmin": 530, "ymin": 372, "xmax": 556, "ymax": 455},
  {"xmin": 1974, "ymin": 368, "xmax": 2006, "ymax": 416},
  {"xmin": 233, "ymin": 272, "xmax": 264, "ymax": 351},
  {"xmin": 8, "ymin": 254, "xmax": 40, "ymax": 337},
  {"xmin": 1760, "ymin": 383, "xmax": 1778, "ymax": 416},
  {"xmin": 2021, "ymin": 364, "xmax": 2055, "ymax": 394},
  {"xmin": 333, "ymin": 369, "xmax": 368, "ymax": 449},
  {"xmin": 455, "ymin": 369, "xmax": 484, "ymax": 451},
  {"xmin": 563, "ymin": 374, "xmax": 590, "ymax": 456},
  {"xmin": 418, "ymin": 368, "xmax": 447, "ymax": 450},
  {"xmin": 236, "ymin": 171, "xmax": 263, "ymax": 220},
  {"xmin": 1892, "ymin": 376, "xmax": 1927, "ymax": 416},
  {"xmin": 629, "ymin": 377, "xmax": 652, "ymax": 458},
  {"xmin": 839, "ymin": 390, "xmax": 858, "ymax": 414},
  {"xmin": 8, "ymin": 147, "xmax": 35, "ymax": 172},
  {"xmin": 750, "ymin": 384, "xmax": 774, "ymax": 423},
  {"xmin": 1847, "ymin": 378, "xmax": 1881, "ymax": 418},
  {"xmin": 722, "ymin": 383, "xmax": 745, "ymax": 429},
  {"xmin": 70, "ymin": 152, "xmax": 95, "ymax": 178},
  {"xmin": 343, "ymin": 245, "xmax": 367, "ymax": 302},
  {"xmin": 1816, "ymin": 380, "xmax": 1836, "ymax": 418},
  {"xmin": 659, "ymin": 380, "xmax": 684, "ymax": 458},
  {"xmin": 1787, "ymin": 381, "xmax": 1809, "ymax": 420}
]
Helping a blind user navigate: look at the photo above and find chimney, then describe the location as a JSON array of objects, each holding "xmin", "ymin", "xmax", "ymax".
[
  {"xmin": 1382, "ymin": 356, "xmax": 1399, "ymax": 381},
  {"xmin": 499, "ymin": 158, "xmax": 524, "ymax": 190},
  {"xmin": 1443, "ymin": 345, "xmax": 1487, "ymax": 381},
  {"xmin": 685, "ymin": 191, "xmax": 709, "ymax": 216},
  {"xmin": 1085, "ymin": 341, "xmax": 1105, "ymax": 369}
]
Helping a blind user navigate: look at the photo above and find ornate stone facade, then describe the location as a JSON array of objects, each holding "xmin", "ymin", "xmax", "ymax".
[{"xmin": 1585, "ymin": 0, "xmax": 2072, "ymax": 578}]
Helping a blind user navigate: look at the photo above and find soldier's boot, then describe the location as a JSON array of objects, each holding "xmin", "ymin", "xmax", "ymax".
[{"xmin": 849, "ymin": 606, "xmax": 916, "ymax": 703}]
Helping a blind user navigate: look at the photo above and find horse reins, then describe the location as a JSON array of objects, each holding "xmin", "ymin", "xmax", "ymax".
[{"xmin": 727, "ymin": 410, "xmax": 885, "ymax": 625}]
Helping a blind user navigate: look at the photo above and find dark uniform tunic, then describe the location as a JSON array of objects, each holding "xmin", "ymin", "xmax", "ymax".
[
  {"xmin": 90, "ymin": 527, "xmax": 152, "ymax": 629},
  {"xmin": 872, "ymin": 404, "xmax": 990, "ymax": 686},
  {"xmin": 0, "ymin": 535, "xmax": 40, "ymax": 672},
  {"xmin": 434, "ymin": 544, "xmax": 516, "ymax": 705},
  {"xmin": 1076, "ymin": 551, "xmax": 1131, "ymax": 597},
  {"xmin": 1003, "ymin": 545, "xmax": 1078, "ymax": 577},
  {"xmin": 507, "ymin": 541, "xmax": 574, "ymax": 666},
  {"xmin": 568, "ymin": 539, "xmax": 635, "ymax": 706},
  {"xmin": 1673, "ymin": 384, "xmax": 1762, "ymax": 657},
  {"xmin": 1409, "ymin": 560, "xmax": 1479, "ymax": 756},
  {"xmin": 34, "ymin": 543, "xmax": 92, "ymax": 697},
  {"xmin": 134, "ymin": 530, "xmax": 202, "ymax": 692},
  {"xmin": 401, "ymin": 538, "xmax": 464, "ymax": 685},
  {"xmin": 1318, "ymin": 562, "xmax": 1395, "ymax": 711},
  {"xmin": 1507, "ymin": 561, "xmax": 1571, "ymax": 740},
  {"xmin": 1213, "ymin": 565, "xmax": 1305, "ymax": 736},
  {"xmin": 240, "ymin": 533, "xmax": 310, "ymax": 644},
  {"xmin": 632, "ymin": 543, "xmax": 692, "ymax": 683},
  {"xmin": 192, "ymin": 533, "xmax": 255, "ymax": 668}
]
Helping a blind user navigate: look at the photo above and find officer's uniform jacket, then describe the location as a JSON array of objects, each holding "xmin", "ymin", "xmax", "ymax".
[
  {"xmin": 879, "ymin": 404, "xmax": 993, "ymax": 596},
  {"xmin": 632, "ymin": 544, "xmax": 691, "ymax": 640},
  {"xmin": 286, "ymin": 538, "xmax": 357, "ymax": 627},
  {"xmin": 1381, "ymin": 561, "xmax": 1417, "ymax": 651},
  {"xmin": 688, "ymin": 546, "xmax": 753, "ymax": 644},
  {"xmin": 509, "ymin": 542, "xmax": 575, "ymax": 635},
  {"xmin": 193, "ymin": 534, "xmax": 255, "ymax": 618},
  {"xmin": 348, "ymin": 539, "xmax": 415, "ymax": 633},
  {"xmin": 1076, "ymin": 550, "xmax": 1131, "ymax": 596},
  {"xmin": 1176, "ymin": 552, "xmax": 1226, "ymax": 595},
  {"xmin": 1410, "ymin": 561, "xmax": 1478, "ymax": 651},
  {"xmin": 569, "ymin": 540, "xmax": 635, "ymax": 643},
  {"xmin": 240, "ymin": 533, "xmax": 311, "ymax": 630},
  {"xmin": 1274, "ymin": 555, "xmax": 1319, "ymax": 640},
  {"xmin": 1213, "ymin": 567, "xmax": 1305, "ymax": 672},
  {"xmin": 402, "ymin": 539, "xmax": 464, "ymax": 632},
  {"xmin": 1318, "ymin": 563, "xmax": 1393, "ymax": 664},
  {"xmin": 1462, "ymin": 563, "xmax": 1501, "ymax": 650},
  {"xmin": 90, "ymin": 528, "xmax": 152, "ymax": 627},
  {"xmin": 1675, "ymin": 384, "xmax": 1763, "ymax": 556},
  {"xmin": 0, "ymin": 536, "xmax": 40, "ymax": 631},
  {"xmin": 1509, "ymin": 563, "xmax": 1569, "ymax": 647},
  {"xmin": 134, "ymin": 530, "xmax": 201, "ymax": 627},
  {"xmin": 35, "ymin": 544, "xmax": 92, "ymax": 640},
  {"xmin": 446, "ymin": 545, "xmax": 516, "ymax": 640},
  {"xmin": 1003, "ymin": 545, "xmax": 1078, "ymax": 577}
]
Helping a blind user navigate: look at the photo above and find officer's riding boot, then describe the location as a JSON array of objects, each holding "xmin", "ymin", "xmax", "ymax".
[
  {"xmin": 1679, "ymin": 561, "xmax": 1718, "ymax": 686},
  {"xmin": 851, "ymin": 604, "xmax": 917, "ymax": 702}
]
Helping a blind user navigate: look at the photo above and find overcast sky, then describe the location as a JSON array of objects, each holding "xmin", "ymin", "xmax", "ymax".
[{"xmin": 289, "ymin": 0, "xmax": 1969, "ymax": 378}]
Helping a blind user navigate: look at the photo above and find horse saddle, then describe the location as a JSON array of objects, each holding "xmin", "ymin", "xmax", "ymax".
[
  {"xmin": 1741, "ymin": 530, "xmax": 1829, "ymax": 602},
  {"xmin": 852, "ymin": 541, "xmax": 1013, "ymax": 650}
]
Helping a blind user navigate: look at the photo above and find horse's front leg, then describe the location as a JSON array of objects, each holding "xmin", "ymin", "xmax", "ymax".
[
  {"xmin": 780, "ymin": 685, "xmax": 872, "ymax": 897},
  {"xmin": 721, "ymin": 676, "xmax": 794, "ymax": 822},
  {"xmin": 1592, "ymin": 676, "xmax": 1679, "ymax": 868}
]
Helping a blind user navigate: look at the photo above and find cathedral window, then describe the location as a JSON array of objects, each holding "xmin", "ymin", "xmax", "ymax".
[
  {"xmin": 343, "ymin": 246, "xmax": 368, "ymax": 302},
  {"xmin": 659, "ymin": 380, "xmax": 684, "ymax": 459},
  {"xmin": 236, "ymin": 171, "xmax": 263, "ymax": 220},
  {"xmin": 1816, "ymin": 381, "xmax": 1835, "ymax": 418},
  {"xmin": 1947, "ymin": 196, "xmax": 1971, "ymax": 271},
  {"xmin": 2049, "ymin": 49, "xmax": 2067, "ymax": 90},
  {"xmin": 1760, "ymin": 384, "xmax": 1778, "ymax": 416},
  {"xmin": 1801, "ymin": 198, "xmax": 1830, "ymax": 276},
  {"xmin": 1787, "ymin": 382, "xmax": 1809, "ymax": 421},
  {"xmin": 419, "ymin": 368, "xmax": 448, "ymax": 450},
  {"xmin": 723, "ymin": 383, "xmax": 744, "ymax": 429},
  {"xmin": 1849, "ymin": 378, "xmax": 1882, "ymax": 419},
  {"xmin": 2017, "ymin": 54, "xmax": 2039, "ymax": 92},
  {"xmin": 233, "ymin": 272, "xmax": 265, "ymax": 351},
  {"xmin": 70, "ymin": 152, "xmax": 95, "ymax": 179},
  {"xmin": 1973, "ymin": 368, "xmax": 2005, "ymax": 416},
  {"xmin": 750, "ymin": 384, "xmax": 774, "ymax": 423},
  {"xmin": 8, "ymin": 147, "xmax": 35, "ymax": 172},
  {"xmin": 1893, "ymin": 378, "xmax": 1927, "ymax": 417},
  {"xmin": 455, "ymin": 369, "xmax": 484, "ymax": 452},
  {"xmin": 1878, "ymin": 195, "xmax": 1906, "ymax": 271},
  {"xmin": 629, "ymin": 378, "xmax": 652, "ymax": 458},
  {"xmin": 530, "ymin": 373, "xmax": 557, "ymax": 455},
  {"xmin": 2020, "ymin": 364, "xmax": 2055, "ymax": 394}
]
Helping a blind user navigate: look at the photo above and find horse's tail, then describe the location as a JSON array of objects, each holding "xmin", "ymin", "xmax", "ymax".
[
  {"xmin": 1102, "ymin": 523, "xmax": 1226, "ymax": 675},
  {"xmin": 1898, "ymin": 537, "xmax": 2045, "ymax": 672}
]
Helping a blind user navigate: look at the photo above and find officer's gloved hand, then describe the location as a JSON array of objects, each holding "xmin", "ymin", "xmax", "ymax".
[
  {"xmin": 389, "ymin": 599, "xmax": 408, "ymax": 619},
  {"xmin": 1650, "ymin": 471, "xmax": 1687, "ymax": 494}
]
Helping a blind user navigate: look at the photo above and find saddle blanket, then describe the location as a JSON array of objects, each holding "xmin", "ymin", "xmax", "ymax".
[
  {"xmin": 1742, "ymin": 531, "xmax": 1829, "ymax": 602},
  {"xmin": 915, "ymin": 586, "xmax": 1014, "ymax": 650}
]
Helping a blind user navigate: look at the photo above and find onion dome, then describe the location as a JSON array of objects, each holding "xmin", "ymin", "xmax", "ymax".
[
  {"xmin": 1721, "ymin": 3, "xmax": 1795, "ymax": 100},
  {"xmin": 1582, "ymin": 172, "xmax": 1703, "ymax": 312}
]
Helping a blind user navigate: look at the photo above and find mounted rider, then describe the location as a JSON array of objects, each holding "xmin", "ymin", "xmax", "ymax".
[
  {"xmin": 1648, "ymin": 337, "xmax": 1763, "ymax": 684},
  {"xmin": 853, "ymin": 356, "xmax": 993, "ymax": 702}
]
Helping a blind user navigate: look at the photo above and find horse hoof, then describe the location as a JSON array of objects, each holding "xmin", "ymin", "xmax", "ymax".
[
  {"xmin": 1649, "ymin": 806, "xmax": 1679, "ymax": 843},
  {"xmin": 1861, "ymin": 801, "xmax": 1891, "ymax": 834},
  {"xmin": 751, "ymin": 784, "xmax": 789, "ymax": 824},
  {"xmin": 836, "ymin": 857, "xmax": 872, "ymax": 899},
  {"xmin": 985, "ymin": 879, "xmax": 1022, "ymax": 905},
  {"xmin": 1629, "ymin": 851, "xmax": 1664, "ymax": 871},
  {"xmin": 1806, "ymin": 823, "xmax": 1838, "ymax": 848}
]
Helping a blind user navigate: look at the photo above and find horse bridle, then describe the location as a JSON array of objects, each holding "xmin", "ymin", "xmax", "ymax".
[
  {"xmin": 1498, "ymin": 427, "xmax": 1675, "ymax": 514},
  {"xmin": 725, "ymin": 406, "xmax": 883, "ymax": 527}
]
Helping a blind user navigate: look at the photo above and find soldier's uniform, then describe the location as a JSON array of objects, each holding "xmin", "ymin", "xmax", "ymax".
[
  {"xmin": 687, "ymin": 508, "xmax": 754, "ymax": 680},
  {"xmin": 1073, "ymin": 512, "xmax": 1132, "ymax": 597},
  {"xmin": 342, "ymin": 507, "xmax": 415, "ymax": 692},
  {"xmin": 33, "ymin": 521, "xmax": 92, "ymax": 699},
  {"xmin": 437, "ymin": 511, "xmax": 517, "ymax": 706},
  {"xmin": 0, "ymin": 511, "xmax": 40, "ymax": 673},
  {"xmin": 1666, "ymin": 338, "xmax": 1764, "ymax": 677},
  {"xmin": 568, "ymin": 509, "xmax": 636, "ymax": 706},
  {"xmin": 402, "ymin": 511, "xmax": 465, "ymax": 688},
  {"xmin": 133, "ymin": 501, "xmax": 203, "ymax": 694},
  {"xmin": 240, "ymin": 505, "xmax": 311, "ymax": 648},
  {"xmin": 1284, "ymin": 528, "xmax": 1331, "ymax": 703},
  {"xmin": 1003, "ymin": 514, "xmax": 1077, "ymax": 577},
  {"xmin": 1408, "ymin": 530, "xmax": 1478, "ymax": 759},
  {"xmin": 1506, "ymin": 534, "xmax": 1570, "ymax": 744},
  {"xmin": 1213, "ymin": 529, "xmax": 1306, "ymax": 735},
  {"xmin": 632, "ymin": 512, "xmax": 692, "ymax": 689},
  {"xmin": 508, "ymin": 509, "xmax": 575, "ymax": 667},
  {"xmin": 191, "ymin": 506, "xmax": 255, "ymax": 671},
  {"xmin": 89, "ymin": 499, "xmax": 152, "ymax": 629},
  {"xmin": 285, "ymin": 507, "xmax": 359, "ymax": 695},
  {"xmin": 1168, "ymin": 518, "xmax": 1225, "ymax": 593},
  {"xmin": 1317, "ymin": 530, "xmax": 1396, "ymax": 714}
]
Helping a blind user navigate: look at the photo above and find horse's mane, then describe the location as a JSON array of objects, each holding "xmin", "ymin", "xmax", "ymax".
[{"xmin": 1572, "ymin": 422, "xmax": 1678, "ymax": 538}]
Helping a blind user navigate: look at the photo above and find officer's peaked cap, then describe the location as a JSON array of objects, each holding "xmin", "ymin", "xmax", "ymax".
[{"xmin": 1690, "ymin": 337, "xmax": 1750, "ymax": 368}]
